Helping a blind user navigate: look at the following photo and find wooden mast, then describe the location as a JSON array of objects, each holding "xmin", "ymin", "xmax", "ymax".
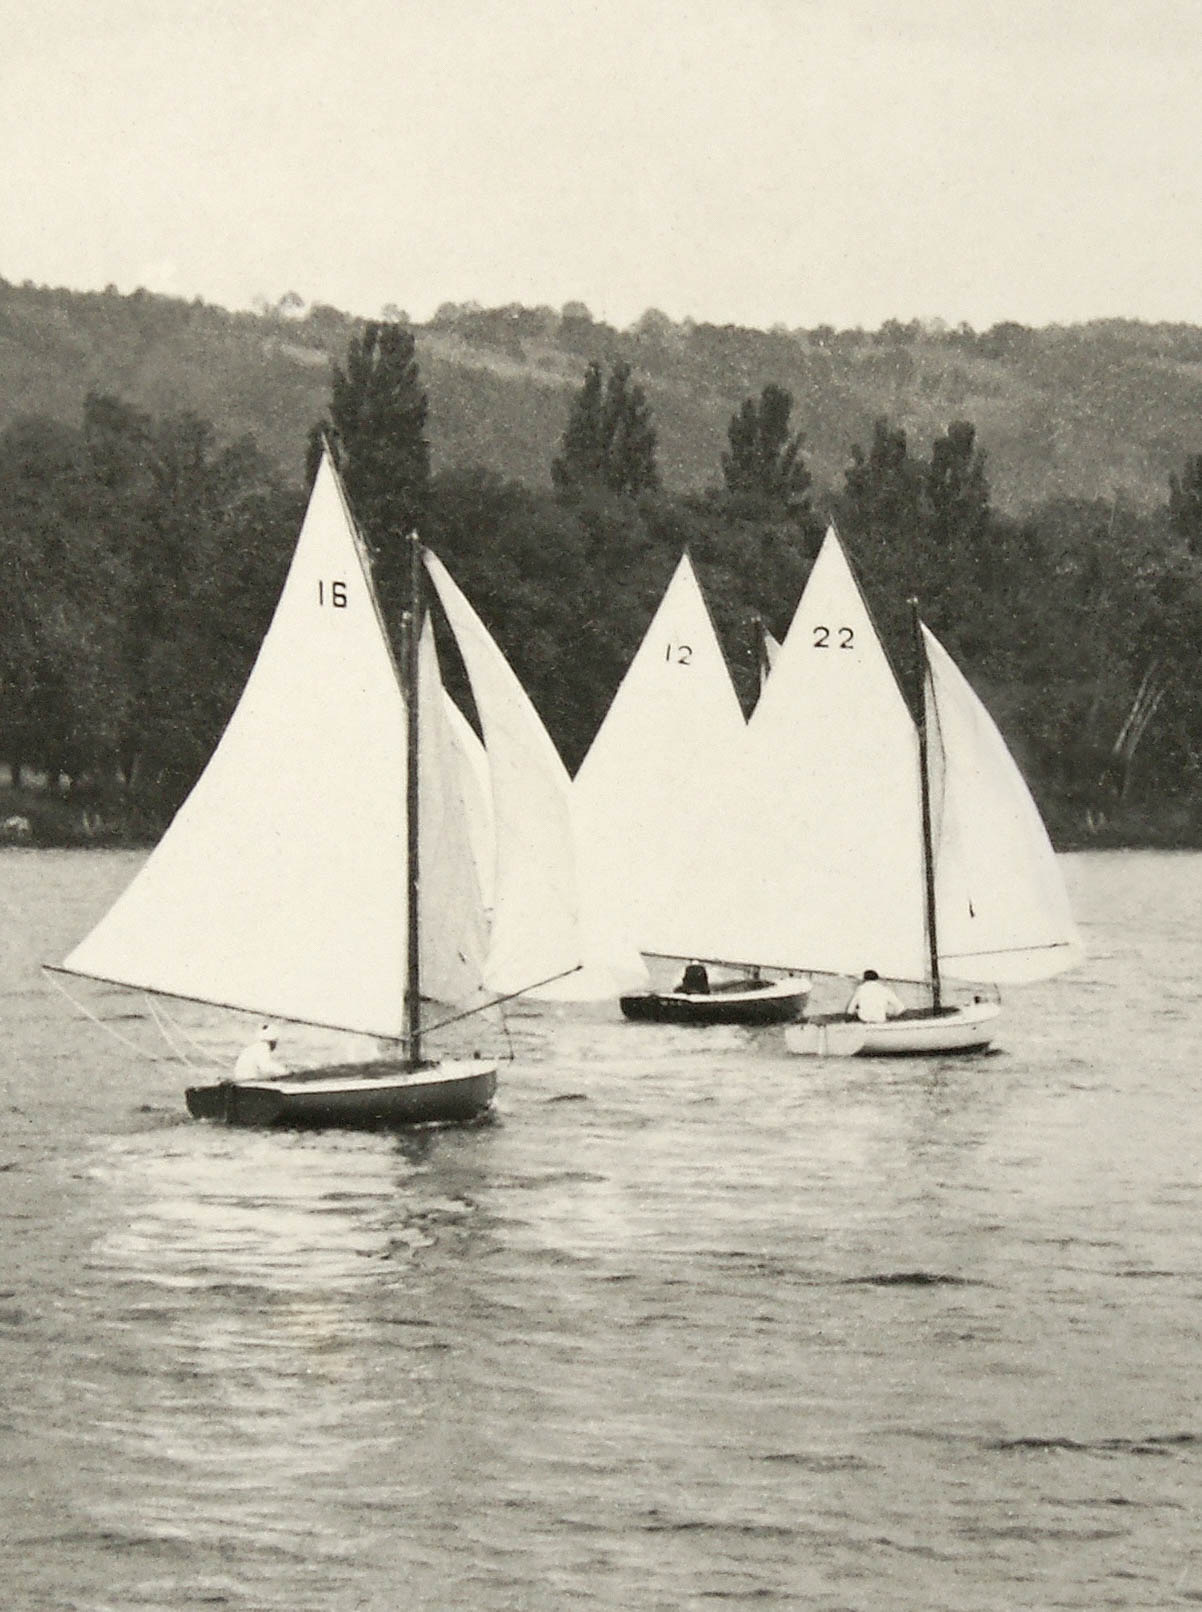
[
  {"xmin": 910, "ymin": 599, "xmax": 941, "ymax": 1013},
  {"xmin": 405, "ymin": 530, "xmax": 423, "ymax": 1065}
]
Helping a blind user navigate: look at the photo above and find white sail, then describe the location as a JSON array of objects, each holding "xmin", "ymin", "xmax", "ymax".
[
  {"xmin": 757, "ymin": 622, "xmax": 782, "ymax": 693},
  {"xmin": 62, "ymin": 452, "xmax": 486, "ymax": 1036},
  {"xmin": 416, "ymin": 623, "xmax": 491, "ymax": 1008},
  {"xmin": 677, "ymin": 526, "xmax": 929, "ymax": 981},
  {"xmin": 423, "ymin": 550, "xmax": 585, "ymax": 996},
  {"xmin": 572, "ymin": 553, "xmax": 746, "ymax": 971},
  {"xmin": 922, "ymin": 623, "xmax": 1084, "ymax": 984},
  {"xmin": 442, "ymin": 692, "xmax": 495, "ymax": 913}
]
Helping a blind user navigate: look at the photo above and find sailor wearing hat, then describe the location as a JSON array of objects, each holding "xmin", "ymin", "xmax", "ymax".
[{"xmin": 232, "ymin": 1022, "xmax": 287, "ymax": 1081}]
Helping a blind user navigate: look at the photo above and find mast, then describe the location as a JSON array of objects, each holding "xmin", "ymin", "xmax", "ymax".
[
  {"xmin": 405, "ymin": 531, "xmax": 423, "ymax": 1064},
  {"xmin": 910, "ymin": 598, "xmax": 941, "ymax": 1011},
  {"xmin": 752, "ymin": 613, "xmax": 768, "ymax": 692}
]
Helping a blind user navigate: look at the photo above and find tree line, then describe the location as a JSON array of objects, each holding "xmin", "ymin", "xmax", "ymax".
[{"xmin": 2, "ymin": 321, "xmax": 1201, "ymax": 844}]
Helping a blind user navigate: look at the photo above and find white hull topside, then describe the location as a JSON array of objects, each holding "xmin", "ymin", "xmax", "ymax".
[{"xmin": 784, "ymin": 999, "xmax": 1001, "ymax": 1057}]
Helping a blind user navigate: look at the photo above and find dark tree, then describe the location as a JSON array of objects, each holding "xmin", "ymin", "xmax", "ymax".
[
  {"xmin": 552, "ymin": 360, "xmax": 659, "ymax": 498},
  {"xmin": 843, "ymin": 418, "xmax": 923, "ymax": 537},
  {"xmin": 721, "ymin": 384, "xmax": 812, "ymax": 516},
  {"xmin": 1169, "ymin": 454, "xmax": 1202, "ymax": 556},
  {"xmin": 308, "ymin": 321, "xmax": 430, "ymax": 606},
  {"xmin": 838, "ymin": 417, "xmax": 926, "ymax": 647},
  {"xmin": 928, "ymin": 420, "xmax": 990, "ymax": 565}
]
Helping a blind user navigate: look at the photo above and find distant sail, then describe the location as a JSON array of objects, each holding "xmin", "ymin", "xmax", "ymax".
[
  {"xmin": 688, "ymin": 526, "xmax": 929, "ymax": 980},
  {"xmin": 573, "ymin": 553, "xmax": 745, "ymax": 971},
  {"xmin": 922, "ymin": 623, "xmax": 1084, "ymax": 984},
  {"xmin": 423, "ymin": 550, "xmax": 584, "ymax": 995},
  {"xmin": 63, "ymin": 452, "xmax": 486, "ymax": 1035},
  {"xmin": 757, "ymin": 621, "xmax": 782, "ymax": 694}
]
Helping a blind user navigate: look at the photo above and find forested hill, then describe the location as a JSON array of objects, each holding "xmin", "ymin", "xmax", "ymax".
[
  {"xmin": 4, "ymin": 278, "xmax": 1202, "ymax": 856},
  {"xmin": 4, "ymin": 276, "xmax": 1202, "ymax": 512}
]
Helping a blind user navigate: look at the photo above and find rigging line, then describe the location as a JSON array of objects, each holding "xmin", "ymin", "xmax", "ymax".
[
  {"xmin": 141, "ymin": 995, "xmax": 226, "ymax": 1075},
  {"xmin": 41, "ymin": 967, "xmax": 179, "ymax": 1065},
  {"xmin": 939, "ymin": 940, "xmax": 1077, "ymax": 960},
  {"xmin": 420, "ymin": 964, "xmax": 584, "ymax": 1037},
  {"xmin": 142, "ymin": 994, "xmax": 193, "ymax": 1066},
  {"xmin": 42, "ymin": 964, "xmax": 411, "ymax": 1042}
]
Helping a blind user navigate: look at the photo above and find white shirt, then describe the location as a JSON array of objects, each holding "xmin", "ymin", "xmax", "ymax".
[
  {"xmin": 847, "ymin": 978, "xmax": 905, "ymax": 1024},
  {"xmin": 233, "ymin": 1037, "xmax": 286, "ymax": 1081}
]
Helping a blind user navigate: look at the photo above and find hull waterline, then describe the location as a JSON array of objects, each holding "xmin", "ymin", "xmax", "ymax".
[
  {"xmin": 784, "ymin": 999, "xmax": 1001, "ymax": 1057},
  {"xmin": 185, "ymin": 1056, "xmax": 498, "ymax": 1128},
  {"xmin": 620, "ymin": 978, "xmax": 809, "ymax": 1026}
]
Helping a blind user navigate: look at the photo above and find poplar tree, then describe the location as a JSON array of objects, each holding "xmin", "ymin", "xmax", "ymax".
[
  {"xmin": 721, "ymin": 383, "xmax": 812, "ymax": 514},
  {"xmin": 308, "ymin": 321, "xmax": 430, "ymax": 605},
  {"xmin": 1169, "ymin": 454, "xmax": 1202, "ymax": 556},
  {"xmin": 552, "ymin": 360, "xmax": 659, "ymax": 497}
]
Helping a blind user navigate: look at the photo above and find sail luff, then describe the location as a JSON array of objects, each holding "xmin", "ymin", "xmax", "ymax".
[
  {"xmin": 404, "ymin": 532, "xmax": 422, "ymax": 1064},
  {"xmin": 911, "ymin": 599, "xmax": 942, "ymax": 1010}
]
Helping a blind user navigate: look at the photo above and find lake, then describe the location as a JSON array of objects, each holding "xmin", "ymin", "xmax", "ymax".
[{"xmin": 1, "ymin": 848, "xmax": 1199, "ymax": 1611}]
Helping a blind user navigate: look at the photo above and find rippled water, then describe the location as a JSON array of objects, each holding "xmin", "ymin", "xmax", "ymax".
[{"xmin": 2, "ymin": 848, "xmax": 1201, "ymax": 1610}]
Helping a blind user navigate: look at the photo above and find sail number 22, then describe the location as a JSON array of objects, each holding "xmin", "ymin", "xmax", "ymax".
[
  {"xmin": 812, "ymin": 625, "xmax": 854, "ymax": 649},
  {"xmin": 317, "ymin": 580, "xmax": 348, "ymax": 607}
]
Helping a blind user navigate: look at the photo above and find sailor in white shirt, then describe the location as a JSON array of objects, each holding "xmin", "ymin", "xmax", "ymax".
[
  {"xmin": 846, "ymin": 970, "xmax": 905, "ymax": 1023},
  {"xmin": 232, "ymin": 1023, "xmax": 287, "ymax": 1081}
]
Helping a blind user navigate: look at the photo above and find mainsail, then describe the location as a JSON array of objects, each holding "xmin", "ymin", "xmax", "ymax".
[
  {"xmin": 922, "ymin": 622, "xmax": 1083, "ymax": 984},
  {"xmin": 61, "ymin": 452, "xmax": 487, "ymax": 1036},
  {"xmin": 680, "ymin": 526, "xmax": 929, "ymax": 980},
  {"xmin": 572, "ymin": 552, "xmax": 746, "ymax": 971},
  {"xmin": 423, "ymin": 550, "xmax": 585, "ymax": 996}
]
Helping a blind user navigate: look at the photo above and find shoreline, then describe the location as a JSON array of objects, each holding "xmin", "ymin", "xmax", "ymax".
[{"xmin": 3, "ymin": 791, "xmax": 1199, "ymax": 856}]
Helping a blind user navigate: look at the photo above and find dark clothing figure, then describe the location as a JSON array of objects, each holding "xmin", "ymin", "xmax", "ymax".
[{"xmin": 678, "ymin": 962, "xmax": 710, "ymax": 994}]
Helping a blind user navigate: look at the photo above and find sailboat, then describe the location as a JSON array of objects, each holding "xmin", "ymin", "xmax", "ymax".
[
  {"xmin": 774, "ymin": 528, "xmax": 1082, "ymax": 1057},
  {"xmin": 47, "ymin": 450, "xmax": 575, "ymax": 1126},
  {"xmin": 572, "ymin": 553, "xmax": 810, "ymax": 1025}
]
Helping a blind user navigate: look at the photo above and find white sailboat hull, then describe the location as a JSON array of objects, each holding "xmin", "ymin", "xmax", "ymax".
[
  {"xmin": 185, "ymin": 1056, "xmax": 498, "ymax": 1128},
  {"xmin": 784, "ymin": 999, "xmax": 1000, "ymax": 1057}
]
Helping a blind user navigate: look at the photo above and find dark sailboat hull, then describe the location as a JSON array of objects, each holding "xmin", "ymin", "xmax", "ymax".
[
  {"xmin": 185, "ymin": 1057, "xmax": 498, "ymax": 1129},
  {"xmin": 620, "ymin": 978, "xmax": 809, "ymax": 1026}
]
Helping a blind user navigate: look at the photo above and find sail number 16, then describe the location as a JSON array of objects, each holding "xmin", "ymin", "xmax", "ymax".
[{"xmin": 317, "ymin": 580, "xmax": 348, "ymax": 608}]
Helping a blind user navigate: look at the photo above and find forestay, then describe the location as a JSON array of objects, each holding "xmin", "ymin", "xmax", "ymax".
[
  {"xmin": 61, "ymin": 452, "xmax": 487, "ymax": 1036},
  {"xmin": 922, "ymin": 623, "xmax": 1083, "ymax": 984},
  {"xmin": 572, "ymin": 552, "xmax": 746, "ymax": 972},
  {"xmin": 423, "ymin": 550, "xmax": 586, "ymax": 996}
]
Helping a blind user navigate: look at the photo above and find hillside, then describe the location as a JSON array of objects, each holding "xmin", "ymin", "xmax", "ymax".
[{"xmin": 2, "ymin": 278, "xmax": 1202, "ymax": 514}]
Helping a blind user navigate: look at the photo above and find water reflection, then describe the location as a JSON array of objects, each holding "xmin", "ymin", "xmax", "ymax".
[{"xmin": 77, "ymin": 1122, "xmax": 502, "ymax": 1584}]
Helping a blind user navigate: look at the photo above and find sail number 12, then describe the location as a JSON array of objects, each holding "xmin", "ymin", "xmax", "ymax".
[{"xmin": 317, "ymin": 580, "xmax": 348, "ymax": 608}]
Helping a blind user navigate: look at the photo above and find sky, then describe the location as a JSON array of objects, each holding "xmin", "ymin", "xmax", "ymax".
[{"xmin": 3, "ymin": 0, "xmax": 1201, "ymax": 334}]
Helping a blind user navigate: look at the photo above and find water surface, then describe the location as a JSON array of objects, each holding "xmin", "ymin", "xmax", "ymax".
[{"xmin": 1, "ymin": 849, "xmax": 1199, "ymax": 1610}]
